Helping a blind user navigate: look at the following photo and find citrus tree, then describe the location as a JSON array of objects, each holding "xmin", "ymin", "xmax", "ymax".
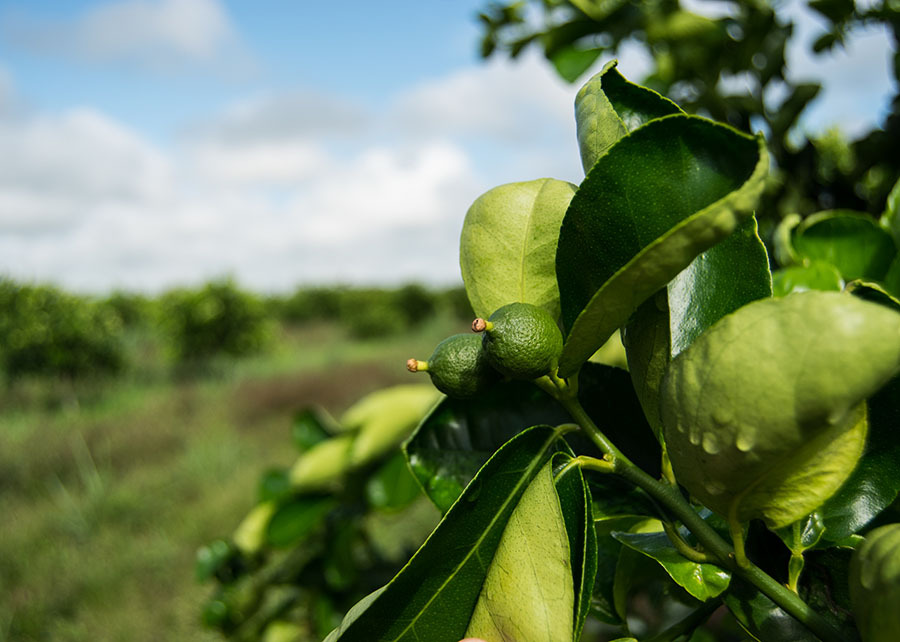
[{"xmin": 199, "ymin": 64, "xmax": 900, "ymax": 642}]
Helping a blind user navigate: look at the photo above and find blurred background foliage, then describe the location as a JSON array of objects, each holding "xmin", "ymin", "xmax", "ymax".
[{"xmin": 478, "ymin": 0, "xmax": 900, "ymax": 239}]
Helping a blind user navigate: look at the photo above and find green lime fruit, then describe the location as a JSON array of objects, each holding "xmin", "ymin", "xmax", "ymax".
[
  {"xmin": 407, "ymin": 333, "xmax": 499, "ymax": 398},
  {"xmin": 661, "ymin": 291, "xmax": 900, "ymax": 529},
  {"xmin": 850, "ymin": 524, "xmax": 900, "ymax": 642},
  {"xmin": 474, "ymin": 302, "xmax": 564, "ymax": 380}
]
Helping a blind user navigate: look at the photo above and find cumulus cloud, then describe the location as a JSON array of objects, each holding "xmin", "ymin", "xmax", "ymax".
[{"xmin": 1, "ymin": 0, "xmax": 252, "ymax": 75}]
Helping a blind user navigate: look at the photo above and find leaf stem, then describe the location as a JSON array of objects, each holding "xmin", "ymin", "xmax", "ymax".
[{"xmin": 552, "ymin": 389, "xmax": 845, "ymax": 642}]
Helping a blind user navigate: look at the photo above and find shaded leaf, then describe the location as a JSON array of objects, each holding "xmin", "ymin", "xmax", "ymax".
[
  {"xmin": 792, "ymin": 211, "xmax": 897, "ymax": 282},
  {"xmin": 365, "ymin": 451, "xmax": 422, "ymax": 510},
  {"xmin": 557, "ymin": 115, "xmax": 767, "ymax": 376},
  {"xmin": 819, "ymin": 375, "xmax": 900, "ymax": 542},
  {"xmin": 801, "ymin": 548, "xmax": 860, "ymax": 641},
  {"xmin": 460, "ymin": 178, "xmax": 577, "ymax": 321},
  {"xmin": 592, "ymin": 516, "xmax": 646, "ymax": 625},
  {"xmin": 881, "ymin": 175, "xmax": 900, "ymax": 248},
  {"xmin": 404, "ymin": 364, "xmax": 658, "ymax": 513},
  {"xmin": 266, "ymin": 496, "xmax": 335, "ymax": 548},
  {"xmin": 553, "ymin": 452, "xmax": 598, "ymax": 638},
  {"xmin": 575, "ymin": 59, "xmax": 682, "ymax": 173},
  {"xmin": 291, "ymin": 406, "xmax": 338, "ymax": 450},
  {"xmin": 723, "ymin": 577, "xmax": 820, "ymax": 642},
  {"xmin": 324, "ymin": 426, "xmax": 568, "ymax": 641},
  {"xmin": 551, "ymin": 45, "xmax": 603, "ymax": 83},
  {"xmin": 258, "ymin": 468, "xmax": 292, "ymax": 503},
  {"xmin": 846, "ymin": 279, "xmax": 900, "ymax": 312}
]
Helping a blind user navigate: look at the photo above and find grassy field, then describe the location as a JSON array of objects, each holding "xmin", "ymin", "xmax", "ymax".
[{"xmin": 0, "ymin": 313, "xmax": 461, "ymax": 642}]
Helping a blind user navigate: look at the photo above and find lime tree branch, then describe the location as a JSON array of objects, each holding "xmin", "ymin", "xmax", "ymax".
[{"xmin": 542, "ymin": 375, "xmax": 845, "ymax": 642}]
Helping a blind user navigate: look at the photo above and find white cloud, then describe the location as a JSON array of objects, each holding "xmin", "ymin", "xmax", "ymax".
[
  {"xmin": 2, "ymin": 0, "xmax": 252, "ymax": 75},
  {"xmin": 0, "ymin": 54, "xmax": 588, "ymax": 292}
]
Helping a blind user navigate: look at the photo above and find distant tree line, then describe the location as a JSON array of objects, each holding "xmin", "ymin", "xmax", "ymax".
[{"xmin": 0, "ymin": 278, "xmax": 473, "ymax": 383}]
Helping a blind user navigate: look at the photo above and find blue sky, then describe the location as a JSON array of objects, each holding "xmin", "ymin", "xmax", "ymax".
[{"xmin": 0, "ymin": 0, "xmax": 895, "ymax": 293}]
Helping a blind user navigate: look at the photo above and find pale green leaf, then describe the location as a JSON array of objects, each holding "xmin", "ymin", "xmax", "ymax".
[{"xmin": 460, "ymin": 178, "xmax": 577, "ymax": 321}]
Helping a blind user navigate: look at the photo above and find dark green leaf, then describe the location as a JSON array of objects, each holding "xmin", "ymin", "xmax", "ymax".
[
  {"xmin": 196, "ymin": 539, "xmax": 233, "ymax": 582},
  {"xmin": 551, "ymin": 45, "xmax": 603, "ymax": 83},
  {"xmin": 553, "ymin": 452, "xmax": 598, "ymax": 639},
  {"xmin": 881, "ymin": 175, "xmax": 900, "ymax": 248},
  {"xmin": 625, "ymin": 216, "xmax": 771, "ymax": 432},
  {"xmin": 404, "ymin": 364, "xmax": 658, "ymax": 513},
  {"xmin": 613, "ymin": 518, "xmax": 732, "ymax": 601},
  {"xmin": 792, "ymin": 211, "xmax": 897, "ymax": 282},
  {"xmin": 592, "ymin": 516, "xmax": 646, "ymax": 625},
  {"xmin": 557, "ymin": 115, "xmax": 767, "ymax": 376},
  {"xmin": 365, "ymin": 451, "xmax": 422, "ymax": 510},
  {"xmin": 776, "ymin": 513, "xmax": 826, "ymax": 554},
  {"xmin": 265, "ymin": 496, "xmax": 335, "ymax": 548},
  {"xmin": 291, "ymin": 407, "xmax": 337, "ymax": 451},
  {"xmin": 667, "ymin": 216, "xmax": 772, "ymax": 358},
  {"xmin": 847, "ymin": 279, "xmax": 900, "ymax": 312},
  {"xmin": 325, "ymin": 426, "xmax": 568, "ymax": 641},
  {"xmin": 772, "ymin": 261, "xmax": 844, "ymax": 296},
  {"xmin": 723, "ymin": 577, "xmax": 820, "ymax": 642},
  {"xmin": 575, "ymin": 60, "xmax": 682, "ymax": 172},
  {"xmin": 800, "ymin": 548, "xmax": 860, "ymax": 641},
  {"xmin": 819, "ymin": 375, "xmax": 900, "ymax": 542},
  {"xmin": 258, "ymin": 468, "xmax": 292, "ymax": 502}
]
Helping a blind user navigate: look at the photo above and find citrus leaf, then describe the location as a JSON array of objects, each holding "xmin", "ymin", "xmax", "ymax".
[
  {"xmin": 324, "ymin": 426, "xmax": 568, "ymax": 642},
  {"xmin": 460, "ymin": 178, "xmax": 577, "ymax": 321},
  {"xmin": 846, "ymin": 279, "xmax": 900, "ymax": 312},
  {"xmin": 624, "ymin": 216, "xmax": 771, "ymax": 433},
  {"xmin": 404, "ymin": 364, "xmax": 657, "ymax": 513},
  {"xmin": 464, "ymin": 459, "xmax": 575, "ymax": 641},
  {"xmin": 553, "ymin": 452, "xmax": 598, "ymax": 639},
  {"xmin": 772, "ymin": 261, "xmax": 844, "ymax": 296},
  {"xmin": 880, "ymin": 174, "xmax": 900, "ymax": 249},
  {"xmin": 551, "ymin": 45, "xmax": 603, "ymax": 83},
  {"xmin": 723, "ymin": 577, "xmax": 820, "ymax": 642},
  {"xmin": 575, "ymin": 59, "xmax": 682, "ymax": 173},
  {"xmin": 291, "ymin": 406, "xmax": 339, "ymax": 450},
  {"xmin": 289, "ymin": 434, "xmax": 354, "ymax": 492},
  {"xmin": 662, "ymin": 291, "xmax": 900, "ymax": 528},
  {"xmin": 266, "ymin": 496, "xmax": 336, "ymax": 548},
  {"xmin": 365, "ymin": 451, "xmax": 423, "ymax": 510},
  {"xmin": 613, "ymin": 514, "xmax": 732, "ymax": 602},
  {"xmin": 792, "ymin": 210, "xmax": 897, "ymax": 282},
  {"xmin": 818, "ymin": 374, "xmax": 900, "ymax": 542},
  {"xmin": 557, "ymin": 114, "xmax": 768, "ymax": 376}
]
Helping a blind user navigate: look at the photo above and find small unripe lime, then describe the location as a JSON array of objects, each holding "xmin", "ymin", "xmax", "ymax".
[
  {"xmin": 850, "ymin": 524, "xmax": 900, "ymax": 642},
  {"xmin": 408, "ymin": 333, "xmax": 499, "ymax": 398},
  {"xmin": 476, "ymin": 302, "xmax": 563, "ymax": 380}
]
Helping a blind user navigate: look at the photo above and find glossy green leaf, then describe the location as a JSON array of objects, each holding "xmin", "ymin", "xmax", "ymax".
[
  {"xmin": 792, "ymin": 210, "xmax": 897, "ymax": 282},
  {"xmin": 613, "ymin": 518, "xmax": 732, "ymax": 601},
  {"xmin": 345, "ymin": 384, "xmax": 440, "ymax": 467},
  {"xmin": 553, "ymin": 452, "xmax": 597, "ymax": 639},
  {"xmin": 723, "ymin": 577, "xmax": 820, "ymax": 642},
  {"xmin": 776, "ymin": 513, "xmax": 826, "ymax": 554},
  {"xmin": 819, "ymin": 375, "xmax": 900, "ymax": 542},
  {"xmin": 265, "ymin": 496, "xmax": 335, "ymax": 548},
  {"xmin": 324, "ymin": 426, "xmax": 568, "ymax": 641},
  {"xmin": 624, "ymin": 216, "xmax": 771, "ymax": 433},
  {"xmin": 551, "ymin": 45, "xmax": 603, "ymax": 83},
  {"xmin": 662, "ymin": 291, "xmax": 900, "ymax": 528},
  {"xmin": 404, "ymin": 364, "xmax": 658, "ymax": 513},
  {"xmin": 880, "ymin": 174, "xmax": 900, "ymax": 249},
  {"xmin": 557, "ymin": 115, "xmax": 768, "ymax": 376},
  {"xmin": 772, "ymin": 261, "xmax": 844, "ymax": 296},
  {"xmin": 464, "ymin": 460, "xmax": 574, "ymax": 641},
  {"xmin": 667, "ymin": 216, "xmax": 772, "ymax": 358},
  {"xmin": 575, "ymin": 59, "xmax": 682, "ymax": 173},
  {"xmin": 460, "ymin": 178, "xmax": 577, "ymax": 321},
  {"xmin": 365, "ymin": 451, "xmax": 423, "ymax": 510},
  {"xmin": 291, "ymin": 406, "xmax": 338, "ymax": 450}
]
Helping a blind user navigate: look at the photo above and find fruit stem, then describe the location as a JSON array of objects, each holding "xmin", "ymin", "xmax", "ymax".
[
  {"xmin": 549, "ymin": 390, "xmax": 845, "ymax": 642},
  {"xmin": 406, "ymin": 359, "xmax": 428, "ymax": 372},
  {"xmin": 471, "ymin": 318, "xmax": 493, "ymax": 333}
]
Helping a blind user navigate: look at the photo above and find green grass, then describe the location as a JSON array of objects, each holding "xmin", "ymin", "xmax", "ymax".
[{"xmin": 0, "ymin": 313, "xmax": 462, "ymax": 642}]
